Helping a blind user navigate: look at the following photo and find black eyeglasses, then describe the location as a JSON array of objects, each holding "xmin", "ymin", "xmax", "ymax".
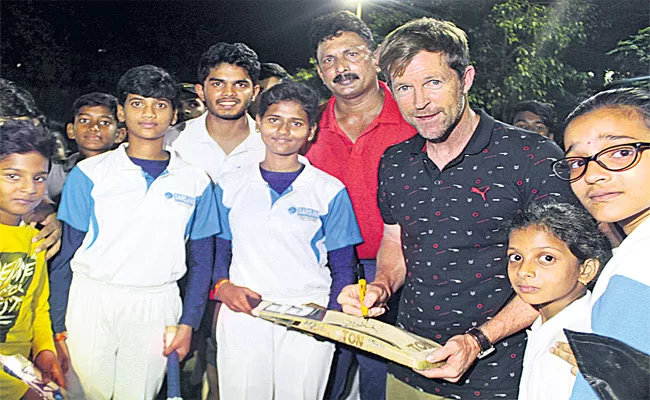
[{"xmin": 552, "ymin": 142, "xmax": 650, "ymax": 182}]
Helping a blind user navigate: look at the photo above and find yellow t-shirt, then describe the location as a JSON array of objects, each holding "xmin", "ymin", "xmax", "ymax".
[{"xmin": 0, "ymin": 223, "xmax": 55, "ymax": 399}]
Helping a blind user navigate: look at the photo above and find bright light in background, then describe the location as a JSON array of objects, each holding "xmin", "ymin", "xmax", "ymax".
[{"xmin": 344, "ymin": 0, "xmax": 363, "ymax": 19}]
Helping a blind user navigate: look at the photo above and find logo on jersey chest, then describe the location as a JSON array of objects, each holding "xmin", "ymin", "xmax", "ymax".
[
  {"xmin": 164, "ymin": 192, "xmax": 196, "ymax": 207},
  {"xmin": 288, "ymin": 206, "xmax": 320, "ymax": 221}
]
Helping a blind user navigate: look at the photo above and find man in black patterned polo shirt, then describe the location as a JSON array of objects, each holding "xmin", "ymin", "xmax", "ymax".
[{"xmin": 338, "ymin": 18, "xmax": 577, "ymax": 399}]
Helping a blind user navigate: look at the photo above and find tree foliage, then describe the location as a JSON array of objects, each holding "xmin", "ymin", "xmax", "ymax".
[
  {"xmin": 469, "ymin": 0, "xmax": 593, "ymax": 120},
  {"xmin": 607, "ymin": 27, "xmax": 650, "ymax": 81}
]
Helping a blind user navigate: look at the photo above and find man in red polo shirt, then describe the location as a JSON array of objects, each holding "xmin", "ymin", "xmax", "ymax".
[{"xmin": 305, "ymin": 10, "xmax": 416, "ymax": 400}]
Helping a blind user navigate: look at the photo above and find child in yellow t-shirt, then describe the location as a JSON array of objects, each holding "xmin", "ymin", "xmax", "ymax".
[{"xmin": 0, "ymin": 120, "xmax": 64, "ymax": 398}]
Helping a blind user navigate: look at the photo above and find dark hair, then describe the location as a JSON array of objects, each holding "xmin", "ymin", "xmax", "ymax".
[
  {"xmin": 72, "ymin": 92, "xmax": 119, "ymax": 119},
  {"xmin": 508, "ymin": 202, "xmax": 612, "ymax": 269},
  {"xmin": 260, "ymin": 62, "xmax": 291, "ymax": 81},
  {"xmin": 258, "ymin": 82, "xmax": 319, "ymax": 126},
  {"xmin": 512, "ymin": 100, "xmax": 556, "ymax": 128},
  {"xmin": 117, "ymin": 65, "xmax": 180, "ymax": 110},
  {"xmin": 378, "ymin": 18, "xmax": 470, "ymax": 82},
  {"xmin": 309, "ymin": 10, "xmax": 375, "ymax": 57},
  {"xmin": 0, "ymin": 120, "xmax": 57, "ymax": 165},
  {"xmin": 0, "ymin": 78, "xmax": 45, "ymax": 123},
  {"xmin": 566, "ymin": 87, "xmax": 650, "ymax": 129},
  {"xmin": 197, "ymin": 42, "xmax": 260, "ymax": 85}
]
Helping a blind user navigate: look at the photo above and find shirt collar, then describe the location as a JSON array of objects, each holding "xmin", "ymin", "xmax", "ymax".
[
  {"xmin": 251, "ymin": 156, "xmax": 312, "ymax": 185},
  {"xmin": 320, "ymin": 81, "xmax": 402, "ymax": 131},
  {"xmin": 115, "ymin": 142, "xmax": 185, "ymax": 171},
  {"xmin": 408, "ymin": 109, "xmax": 495, "ymax": 159}
]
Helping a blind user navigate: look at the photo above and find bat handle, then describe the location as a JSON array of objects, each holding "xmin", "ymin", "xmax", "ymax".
[
  {"xmin": 167, "ymin": 351, "xmax": 182, "ymax": 400},
  {"xmin": 165, "ymin": 326, "xmax": 182, "ymax": 400}
]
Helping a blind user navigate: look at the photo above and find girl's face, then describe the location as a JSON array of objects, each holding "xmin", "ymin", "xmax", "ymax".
[
  {"xmin": 564, "ymin": 107, "xmax": 650, "ymax": 234},
  {"xmin": 256, "ymin": 100, "xmax": 316, "ymax": 158},
  {"xmin": 507, "ymin": 226, "xmax": 597, "ymax": 322}
]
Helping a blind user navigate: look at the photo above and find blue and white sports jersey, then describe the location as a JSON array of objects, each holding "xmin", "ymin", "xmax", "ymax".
[
  {"xmin": 58, "ymin": 143, "xmax": 220, "ymax": 287},
  {"xmin": 214, "ymin": 162, "xmax": 363, "ymax": 303},
  {"xmin": 570, "ymin": 217, "xmax": 650, "ymax": 400}
]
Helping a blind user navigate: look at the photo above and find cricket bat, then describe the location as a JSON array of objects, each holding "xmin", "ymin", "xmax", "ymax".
[
  {"xmin": 0, "ymin": 353, "xmax": 66, "ymax": 400},
  {"xmin": 165, "ymin": 326, "xmax": 182, "ymax": 400},
  {"xmin": 251, "ymin": 301, "xmax": 444, "ymax": 370}
]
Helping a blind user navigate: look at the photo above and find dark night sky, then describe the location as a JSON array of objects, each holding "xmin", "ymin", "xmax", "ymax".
[{"xmin": 1, "ymin": 0, "xmax": 648, "ymax": 120}]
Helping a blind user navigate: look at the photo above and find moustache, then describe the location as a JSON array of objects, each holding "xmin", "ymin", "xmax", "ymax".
[{"xmin": 333, "ymin": 73, "xmax": 359, "ymax": 84}]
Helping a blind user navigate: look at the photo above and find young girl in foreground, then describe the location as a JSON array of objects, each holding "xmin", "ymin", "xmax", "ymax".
[
  {"xmin": 507, "ymin": 202, "xmax": 611, "ymax": 400},
  {"xmin": 550, "ymin": 87, "xmax": 650, "ymax": 399},
  {"xmin": 211, "ymin": 81, "xmax": 362, "ymax": 399}
]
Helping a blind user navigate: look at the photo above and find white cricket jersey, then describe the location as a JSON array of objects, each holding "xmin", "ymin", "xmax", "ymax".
[
  {"xmin": 164, "ymin": 113, "xmax": 265, "ymax": 182},
  {"xmin": 215, "ymin": 162, "xmax": 363, "ymax": 303},
  {"xmin": 57, "ymin": 143, "xmax": 220, "ymax": 287}
]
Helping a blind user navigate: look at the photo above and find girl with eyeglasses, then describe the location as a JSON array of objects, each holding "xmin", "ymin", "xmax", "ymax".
[{"xmin": 549, "ymin": 87, "xmax": 650, "ymax": 400}]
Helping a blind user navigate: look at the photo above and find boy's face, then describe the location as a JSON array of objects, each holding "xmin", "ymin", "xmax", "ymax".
[
  {"xmin": 0, "ymin": 151, "xmax": 49, "ymax": 226},
  {"xmin": 197, "ymin": 64, "xmax": 260, "ymax": 121},
  {"xmin": 117, "ymin": 94, "xmax": 177, "ymax": 142},
  {"xmin": 507, "ymin": 226, "xmax": 597, "ymax": 322},
  {"xmin": 513, "ymin": 110, "xmax": 552, "ymax": 139},
  {"xmin": 67, "ymin": 105, "xmax": 124, "ymax": 157}
]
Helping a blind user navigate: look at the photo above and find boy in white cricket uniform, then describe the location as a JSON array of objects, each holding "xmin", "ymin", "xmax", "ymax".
[
  {"xmin": 211, "ymin": 82, "xmax": 362, "ymax": 399},
  {"xmin": 49, "ymin": 65, "xmax": 219, "ymax": 399}
]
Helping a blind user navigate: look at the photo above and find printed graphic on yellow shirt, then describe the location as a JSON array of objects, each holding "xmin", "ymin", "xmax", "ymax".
[{"xmin": 0, "ymin": 252, "xmax": 36, "ymax": 342}]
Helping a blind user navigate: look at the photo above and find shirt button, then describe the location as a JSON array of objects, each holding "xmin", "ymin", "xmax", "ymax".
[{"xmin": 434, "ymin": 180, "xmax": 442, "ymax": 185}]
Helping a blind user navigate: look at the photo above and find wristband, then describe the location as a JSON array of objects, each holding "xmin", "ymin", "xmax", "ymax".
[
  {"xmin": 53, "ymin": 331, "xmax": 67, "ymax": 342},
  {"xmin": 465, "ymin": 327, "xmax": 495, "ymax": 359},
  {"xmin": 209, "ymin": 278, "xmax": 230, "ymax": 300}
]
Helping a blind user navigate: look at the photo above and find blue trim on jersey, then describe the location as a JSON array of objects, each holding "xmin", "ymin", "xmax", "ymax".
[
  {"xmin": 270, "ymin": 187, "xmax": 281, "ymax": 206},
  {"xmin": 310, "ymin": 222, "xmax": 326, "ymax": 263},
  {"xmin": 309, "ymin": 188, "xmax": 362, "ymax": 262},
  {"xmin": 58, "ymin": 166, "xmax": 100, "ymax": 248},
  {"xmin": 322, "ymin": 188, "xmax": 363, "ymax": 251},
  {"xmin": 591, "ymin": 275, "xmax": 650, "ymax": 354},
  {"xmin": 142, "ymin": 170, "xmax": 155, "ymax": 190},
  {"xmin": 186, "ymin": 184, "xmax": 220, "ymax": 240},
  {"xmin": 570, "ymin": 275, "xmax": 650, "ymax": 400},
  {"xmin": 214, "ymin": 183, "xmax": 232, "ymax": 241}
]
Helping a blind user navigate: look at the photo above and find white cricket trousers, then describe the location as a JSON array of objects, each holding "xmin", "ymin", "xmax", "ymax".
[
  {"xmin": 217, "ymin": 297, "xmax": 335, "ymax": 400},
  {"xmin": 64, "ymin": 273, "xmax": 182, "ymax": 400}
]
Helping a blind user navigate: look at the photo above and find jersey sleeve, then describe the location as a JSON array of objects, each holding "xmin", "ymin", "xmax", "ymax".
[
  {"xmin": 179, "ymin": 236, "xmax": 214, "ymax": 328},
  {"xmin": 48, "ymin": 222, "xmax": 85, "ymax": 333},
  {"xmin": 213, "ymin": 183, "xmax": 232, "ymax": 241},
  {"xmin": 186, "ymin": 182, "xmax": 220, "ymax": 240},
  {"xmin": 57, "ymin": 166, "xmax": 94, "ymax": 232},
  {"xmin": 327, "ymin": 245, "xmax": 356, "ymax": 311},
  {"xmin": 323, "ymin": 188, "xmax": 363, "ymax": 251}
]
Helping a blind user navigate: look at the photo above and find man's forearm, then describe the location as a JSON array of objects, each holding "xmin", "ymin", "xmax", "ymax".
[
  {"xmin": 479, "ymin": 295, "xmax": 538, "ymax": 344},
  {"xmin": 374, "ymin": 237, "xmax": 407, "ymax": 296}
]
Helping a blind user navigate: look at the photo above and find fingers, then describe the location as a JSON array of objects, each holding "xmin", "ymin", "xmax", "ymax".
[
  {"xmin": 550, "ymin": 341, "xmax": 577, "ymax": 368},
  {"xmin": 337, "ymin": 284, "xmax": 360, "ymax": 307},
  {"xmin": 40, "ymin": 368, "xmax": 52, "ymax": 384},
  {"xmin": 51, "ymin": 362, "xmax": 66, "ymax": 387},
  {"xmin": 23, "ymin": 211, "xmax": 38, "ymax": 225},
  {"xmin": 338, "ymin": 283, "xmax": 389, "ymax": 317},
  {"xmin": 417, "ymin": 335, "xmax": 478, "ymax": 382},
  {"xmin": 415, "ymin": 362, "xmax": 462, "ymax": 382},
  {"xmin": 33, "ymin": 215, "xmax": 62, "ymax": 256},
  {"xmin": 426, "ymin": 344, "xmax": 453, "ymax": 364},
  {"xmin": 44, "ymin": 239, "xmax": 61, "ymax": 260},
  {"xmin": 54, "ymin": 341, "xmax": 70, "ymax": 373},
  {"xmin": 164, "ymin": 327, "xmax": 192, "ymax": 360}
]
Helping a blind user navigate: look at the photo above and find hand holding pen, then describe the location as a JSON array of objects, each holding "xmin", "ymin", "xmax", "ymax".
[{"xmin": 357, "ymin": 263, "xmax": 368, "ymax": 318}]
